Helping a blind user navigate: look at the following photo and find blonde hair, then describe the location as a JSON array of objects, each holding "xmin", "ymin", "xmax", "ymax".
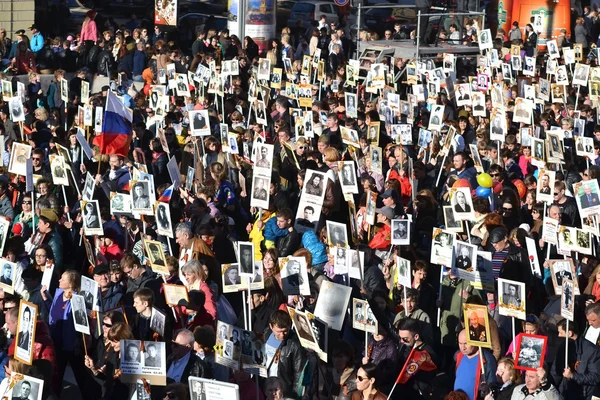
[
  {"xmin": 64, "ymin": 270, "xmax": 81, "ymax": 292},
  {"xmin": 324, "ymin": 147, "xmax": 340, "ymax": 163}
]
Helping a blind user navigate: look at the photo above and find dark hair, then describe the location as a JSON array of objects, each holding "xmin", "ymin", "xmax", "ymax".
[
  {"xmin": 557, "ymin": 318, "xmax": 578, "ymax": 335},
  {"xmin": 360, "ymin": 362, "xmax": 379, "ymax": 384},
  {"xmin": 269, "ymin": 310, "xmax": 292, "ymax": 329},
  {"xmin": 396, "ymin": 317, "xmax": 422, "ymax": 336}
]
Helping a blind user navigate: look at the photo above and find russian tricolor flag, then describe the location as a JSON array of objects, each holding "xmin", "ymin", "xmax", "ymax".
[
  {"xmin": 92, "ymin": 90, "xmax": 133, "ymax": 157},
  {"xmin": 158, "ymin": 183, "xmax": 174, "ymax": 203}
]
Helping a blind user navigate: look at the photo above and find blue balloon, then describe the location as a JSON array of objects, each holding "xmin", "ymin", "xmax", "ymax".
[
  {"xmin": 475, "ymin": 186, "xmax": 492, "ymax": 197},
  {"xmin": 533, "ymin": 169, "xmax": 539, "ymax": 180}
]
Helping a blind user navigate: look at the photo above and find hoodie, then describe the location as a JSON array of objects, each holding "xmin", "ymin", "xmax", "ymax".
[{"xmin": 263, "ymin": 218, "xmax": 289, "ymax": 247}]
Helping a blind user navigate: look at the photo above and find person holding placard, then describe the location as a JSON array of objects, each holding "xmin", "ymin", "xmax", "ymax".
[{"xmin": 454, "ymin": 330, "xmax": 497, "ymax": 399}]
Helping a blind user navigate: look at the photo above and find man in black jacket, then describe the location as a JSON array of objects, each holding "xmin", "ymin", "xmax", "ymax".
[
  {"xmin": 275, "ymin": 209, "xmax": 301, "ymax": 257},
  {"xmin": 265, "ymin": 311, "xmax": 307, "ymax": 398},
  {"xmin": 237, "ymin": 289, "xmax": 278, "ymax": 334},
  {"xmin": 394, "ymin": 317, "xmax": 440, "ymax": 399},
  {"xmin": 167, "ymin": 329, "xmax": 212, "ymax": 384}
]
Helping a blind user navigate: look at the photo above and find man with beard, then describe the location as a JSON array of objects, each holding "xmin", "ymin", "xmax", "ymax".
[{"xmin": 90, "ymin": 154, "xmax": 131, "ymax": 192}]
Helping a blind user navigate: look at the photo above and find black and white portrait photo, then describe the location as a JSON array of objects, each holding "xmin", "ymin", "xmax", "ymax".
[
  {"xmin": 145, "ymin": 240, "xmax": 167, "ymax": 274},
  {"xmin": 110, "ymin": 193, "xmax": 132, "ymax": 215},
  {"xmin": 82, "ymin": 200, "xmax": 103, "ymax": 236},
  {"xmin": 50, "ymin": 155, "xmax": 68, "ymax": 186},
  {"xmin": 327, "ymin": 220, "xmax": 348, "ymax": 248},
  {"xmin": 8, "ymin": 142, "xmax": 32, "ymax": 177},
  {"xmin": 304, "ymin": 171, "xmax": 326, "ymax": 198},
  {"xmin": 314, "ymin": 281, "xmax": 353, "ymax": 331},
  {"xmin": 82, "ymin": 172, "xmax": 95, "ymax": 201},
  {"xmin": 238, "ymin": 242, "xmax": 254, "ymax": 277},
  {"xmin": 14, "ymin": 301, "xmax": 37, "ymax": 365},
  {"xmin": 189, "ymin": 110, "xmax": 210, "ymax": 136},
  {"xmin": 391, "ymin": 219, "xmax": 410, "ymax": 245},
  {"xmin": 0, "ymin": 262, "xmax": 14, "ymax": 287},
  {"xmin": 9, "ymin": 97, "xmax": 24, "ymax": 122},
  {"xmin": 8, "ymin": 373, "xmax": 43, "ymax": 400},
  {"xmin": 294, "ymin": 201, "xmax": 322, "ymax": 233},
  {"xmin": 290, "ymin": 308, "xmax": 317, "ymax": 344},
  {"xmin": 222, "ymin": 264, "xmax": 243, "ymax": 292},
  {"xmin": 250, "ymin": 175, "xmax": 270, "ymax": 209},
  {"xmin": 257, "ymin": 58, "xmax": 271, "ymax": 80},
  {"xmin": 80, "ymin": 275, "xmax": 99, "ymax": 311},
  {"xmin": 131, "ymin": 181, "xmax": 153, "ymax": 214},
  {"xmin": 150, "ymin": 308, "xmax": 166, "ymax": 337},
  {"xmin": 498, "ymin": 278, "xmax": 526, "ymax": 320},
  {"xmin": 550, "ymin": 260, "xmax": 575, "ymax": 295},
  {"xmin": 255, "ymin": 144, "xmax": 273, "ymax": 169},
  {"xmin": 280, "ymin": 256, "xmax": 310, "ymax": 296},
  {"xmin": 451, "ymin": 187, "xmax": 475, "ymax": 221},
  {"xmin": 454, "ymin": 241, "xmax": 476, "ymax": 272},
  {"xmin": 155, "ymin": 203, "xmax": 173, "ymax": 238},
  {"xmin": 175, "ymin": 74, "xmax": 190, "ymax": 97},
  {"xmin": 339, "ymin": 161, "xmax": 358, "ymax": 194},
  {"xmin": 144, "ymin": 343, "xmax": 161, "ymax": 368},
  {"xmin": 71, "ymin": 293, "xmax": 90, "ymax": 335},
  {"xmin": 431, "ymin": 228, "xmax": 455, "ymax": 266}
]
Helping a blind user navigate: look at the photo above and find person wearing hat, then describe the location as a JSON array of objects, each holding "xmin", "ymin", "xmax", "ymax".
[
  {"xmin": 36, "ymin": 209, "xmax": 63, "ymax": 271},
  {"xmin": 99, "ymin": 228, "xmax": 123, "ymax": 264},
  {"xmin": 488, "ymin": 226, "xmax": 530, "ymax": 284},
  {"xmin": 368, "ymin": 206, "xmax": 394, "ymax": 254},
  {"xmin": 21, "ymin": 268, "xmax": 48, "ymax": 323},
  {"xmin": 93, "ymin": 263, "xmax": 124, "ymax": 311},
  {"xmin": 28, "ymin": 24, "xmax": 43, "ymax": 54}
]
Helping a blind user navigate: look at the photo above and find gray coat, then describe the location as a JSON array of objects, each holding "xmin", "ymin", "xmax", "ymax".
[{"xmin": 575, "ymin": 24, "xmax": 588, "ymax": 48}]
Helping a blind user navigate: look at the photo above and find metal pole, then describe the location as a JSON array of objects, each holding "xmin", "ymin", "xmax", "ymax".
[
  {"xmin": 416, "ymin": 10, "xmax": 421, "ymax": 61},
  {"xmin": 239, "ymin": 0, "xmax": 246, "ymax": 49},
  {"xmin": 357, "ymin": 3, "xmax": 362, "ymax": 59}
]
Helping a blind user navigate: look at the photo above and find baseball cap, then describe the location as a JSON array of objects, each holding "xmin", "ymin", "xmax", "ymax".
[
  {"xmin": 94, "ymin": 263, "xmax": 110, "ymax": 275},
  {"xmin": 375, "ymin": 206, "xmax": 395, "ymax": 220},
  {"xmin": 382, "ymin": 189, "xmax": 398, "ymax": 200}
]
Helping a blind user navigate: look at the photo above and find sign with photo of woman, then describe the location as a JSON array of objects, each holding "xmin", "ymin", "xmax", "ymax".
[
  {"xmin": 155, "ymin": 202, "xmax": 173, "ymax": 238},
  {"xmin": 279, "ymin": 257, "xmax": 310, "ymax": 296}
]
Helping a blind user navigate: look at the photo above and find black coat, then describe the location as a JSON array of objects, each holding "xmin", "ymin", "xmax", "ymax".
[
  {"xmin": 166, "ymin": 350, "xmax": 213, "ymax": 384},
  {"xmin": 263, "ymin": 329, "xmax": 307, "ymax": 398},
  {"xmin": 97, "ymin": 50, "xmax": 114, "ymax": 77},
  {"xmin": 277, "ymin": 229, "xmax": 301, "ymax": 257}
]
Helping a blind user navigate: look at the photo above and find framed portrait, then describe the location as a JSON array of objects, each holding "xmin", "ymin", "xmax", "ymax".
[
  {"xmin": 314, "ymin": 281, "xmax": 352, "ymax": 331},
  {"xmin": 188, "ymin": 378, "xmax": 240, "ymax": 400},
  {"xmin": 249, "ymin": 175, "xmax": 270, "ymax": 210},
  {"xmin": 155, "ymin": 202, "xmax": 173, "ymax": 238},
  {"xmin": 449, "ymin": 187, "xmax": 475, "ymax": 221},
  {"xmin": 574, "ymin": 180, "xmax": 600, "ymax": 218},
  {"xmin": 14, "ymin": 300, "xmax": 38, "ymax": 365},
  {"xmin": 573, "ymin": 63, "xmax": 590, "ymax": 86},
  {"xmin": 82, "ymin": 172, "xmax": 95, "ymax": 202},
  {"xmin": 561, "ymin": 279, "xmax": 575, "ymax": 321},
  {"xmin": 340, "ymin": 126, "xmax": 360, "ymax": 148},
  {"xmin": 338, "ymin": 161, "xmax": 358, "ymax": 194},
  {"xmin": 294, "ymin": 200, "xmax": 322, "ymax": 234},
  {"xmin": 237, "ymin": 242, "xmax": 255, "ymax": 278},
  {"xmin": 463, "ymin": 303, "xmax": 492, "ymax": 348},
  {"xmin": 120, "ymin": 340, "xmax": 167, "ymax": 386},
  {"xmin": 303, "ymin": 170, "xmax": 327, "ymax": 202},
  {"xmin": 288, "ymin": 307, "xmax": 319, "ymax": 350},
  {"xmin": 549, "ymin": 259, "xmax": 579, "ymax": 295},
  {"xmin": 163, "ymin": 284, "xmax": 189, "ymax": 306},
  {"xmin": 431, "ymin": 228, "xmax": 455, "ymax": 266},
  {"xmin": 49, "ymin": 155, "xmax": 69, "ymax": 186},
  {"xmin": 326, "ymin": 220, "xmax": 348, "ymax": 248},
  {"xmin": 188, "ymin": 110, "xmax": 210, "ymax": 136},
  {"xmin": 80, "ymin": 275, "xmax": 99, "ymax": 311},
  {"xmin": 443, "ymin": 206, "xmax": 463, "ymax": 232},
  {"xmin": 221, "ymin": 263, "xmax": 247, "ymax": 293},
  {"xmin": 9, "ymin": 97, "xmax": 24, "ymax": 122},
  {"xmin": 453, "ymin": 240, "xmax": 479, "ymax": 276},
  {"xmin": 352, "ymin": 298, "xmax": 378, "ymax": 334},
  {"xmin": 130, "ymin": 180, "xmax": 154, "ymax": 215},
  {"xmin": 144, "ymin": 239, "xmax": 168, "ymax": 275},
  {"xmin": 82, "ymin": 200, "xmax": 104, "ymax": 236},
  {"xmin": 0, "ymin": 260, "xmax": 16, "ymax": 294},
  {"xmin": 150, "ymin": 308, "xmax": 166, "ymax": 337},
  {"xmin": 497, "ymin": 278, "xmax": 526, "ymax": 320},
  {"xmin": 279, "ymin": 256, "xmax": 310, "ymax": 296},
  {"xmin": 396, "ymin": 256, "xmax": 411, "ymax": 287},
  {"xmin": 82, "ymin": 236, "xmax": 95, "ymax": 268},
  {"xmin": 71, "ymin": 293, "xmax": 90, "ymax": 335},
  {"xmin": 391, "ymin": 219, "xmax": 410, "ymax": 246},
  {"xmin": 6, "ymin": 373, "xmax": 44, "ymax": 400},
  {"xmin": 536, "ymin": 169, "xmax": 555, "ymax": 204},
  {"xmin": 8, "ymin": 142, "xmax": 32, "ymax": 176},
  {"xmin": 514, "ymin": 333, "xmax": 547, "ymax": 371},
  {"xmin": 332, "ymin": 246, "xmax": 348, "ymax": 275}
]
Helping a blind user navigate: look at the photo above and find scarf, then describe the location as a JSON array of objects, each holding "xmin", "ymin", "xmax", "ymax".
[
  {"xmin": 592, "ymin": 281, "xmax": 600, "ymax": 302},
  {"xmin": 152, "ymin": 151, "xmax": 163, "ymax": 162}
]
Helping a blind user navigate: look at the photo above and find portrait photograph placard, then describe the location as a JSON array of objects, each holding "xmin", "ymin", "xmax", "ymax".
[
  {"xmin": 130, "ymin": 180, "xmax": 154, "ymax": 215},
  {"xmin": 463, "ymin": 303, "xmax": 492, "ymax": 348},
  {"xmin": 431, "ymin": 228, "xmax": 455, "ymax": 266},
  {"xmin": 450, "ymin": 187, "xmax": 475, "ymax": 221},
  {"xmin": 6, "ymin": 373, "xmax": 44, "ymax": 400},
  {"xmin": 80, "ymin": 275, "xmax": 99, "ymax": 311},
  {"xmin": 120, "ymin": 340, "xmax": 167, "ymax": 386},
  {"xmin": 303, "ymin": 170, "xmax": 327, "ymax": 204},
  {"xmin": 313, "ymin": 281, "xmax": 352, "ymax": 331},
  {"xmin": 561, "ymin": 279, "xmax": 575, "ymax": 321},
  {"xmin": 8, "ymin": 142, "xmax": 32, "ymax": 176},
  {"xmin": 574, "ymin": 180, "xmax": 600, "ymax": 218},
  {"xmin": 536, "ymin": 169, "xmax": 555, "ymax": 204},
  {"xmin": 82, "ymin": 200, "xmax": 104, "ymax": 236},
  {"xmin": 82, "ymin": 172, "xmax": 95, "ymax": 201},
  {"xmin": 188, "ymin": 377, "xmax": 240, "ymax": 400},
  {"xmin": 497, "ymin": 278, "xmax": 526, "ymax": 320},
  {"xmin": 549, "ymin": 259, "xmax": 579, "ymax": 295},
  {"xmin": 71, "ymin": 293, "xmax": 90, "ymax": 335},
  {"xmin": 155, "ymin": 202, "xmax": 173, "ymax": 238},
  {"xmin": 163, "ymin": 284, "xmax": 189, "ymax": 306},
  {"xmin": 150, "ymin": 308, "xmax": 166, "ymax": 337},
  {"xmin": 249, "ymin": 175, "xmax": 270, "ymax": 210},
  {"xmin": 326, "ymin": 220, "xmax": 348, "ymax": 248},
  {"xmin": 396, "ymin": 256, "xmax": 411, "ymax": 288},
  {"xmin": 49, "ymin": 155, "xmax": 69, "ymax": 186},
  {"xmin": 215, "ymin": 321, "xmax": 242, "ymax": 369},
  {"xmin": 14, "ymin": 300, "xmax": 37, "ymax": 365},
  {"xmin": 443, "ymin": 206, "xmax": 463, "ymax": 233},
  {"xmin": 221, "ymin": 264, "xmax": 247, "ymax": 293},
  {"xmin": 288, "ymin": 307, "xmax": 320, "ymax": 351},
  {"xmin": 338, "ymin": 161, "xmax": 358, "ymax": 194},
  {"xmin": 514, "ymin": 333, "xmax": 547, "ymax": 371},
  {"xmin": 144, "ymin": 239, "xmax": 168, "ymax": 275},
  {"xmin": 0, "ymin": 260, "xmax": 16, "ymax": 294},
  {"xmin": 391, "ymin": 219, "xmax": 410, "ymax": 245},
  {"xmin": 189, "ymin": 110, "xmax": 210, "ymax": 136},
  {"xmin": 279, "ymin": 256, "xmax": 310, "ymax": 296},
  {"xmin": 542, "ymin": 217, "xmax": 559, "ymax": 244},
  {"xmin": 237, "ymin": 242, "xmax": 255, "ymax": 277},
  {"xmin": 452, "ymin": 240, "xmax": 479, "ymax": 277},
  {"xmin": 294, "ymin": 201, "xmax": 322, "ymax": 234},
  {"xmin": 352, "ymin": 298, "xmax": 378, "ymax": 334}
]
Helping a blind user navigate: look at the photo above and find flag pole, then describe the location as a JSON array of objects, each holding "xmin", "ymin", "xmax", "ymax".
[{"xmin": 387, "ymin": 344, "xmax": 417, "ymax": 400}]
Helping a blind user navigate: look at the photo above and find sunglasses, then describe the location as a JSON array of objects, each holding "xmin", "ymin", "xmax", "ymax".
[
  {"xmin": 357, "ymin": 375, "xmax": 369, "ymax": 382},
  {"xmin": 32, "ymin": 157, "xmax": 42, "ymax": 161},
  {"xmin": 502, "ymin": 207, "xmax": 513, "ymax": 212},
  {"xmin": 22, "ymin": 201, "xmax": 31, "ymax": 205},
  {"xmin": 490, "ymin": 173, "xmax": 500, "ymax": 177},
  {"xmin": 164, "ymin": 393, "xmax": 177, "ymax": 399},
  {"xmin": 103, "ymin": 322, "xmax": 112, "ymax": 328},
  {"xmin": 400, "ymin": 337, "xmax": 412, "ymax": 343},
  {"xmin": 553, "ymin": 193, "xmax": 560, "ymax": 196}
]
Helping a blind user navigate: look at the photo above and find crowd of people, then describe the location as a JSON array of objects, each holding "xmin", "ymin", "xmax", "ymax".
[{"xmin": 1, "ymin": 3, "xmax": 600, "ymax": 400}]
